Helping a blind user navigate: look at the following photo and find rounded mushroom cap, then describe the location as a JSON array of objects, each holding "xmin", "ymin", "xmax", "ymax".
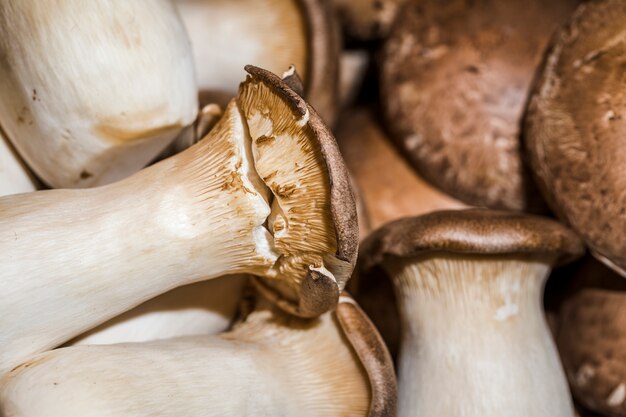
[
  {"xmin": 360, "ymin": 209, "xmax": 584, "ymax": 271},
  {"xmin": 523, "ymin": 0, "xmax": 626, "ymax": 277},
  {"xmin": 559, "ymin": 288, "xmax": 626, "ymax": 416},
  {"xmin": 380, "ymin": 0, "xmax": 578, "ymax": 210}
]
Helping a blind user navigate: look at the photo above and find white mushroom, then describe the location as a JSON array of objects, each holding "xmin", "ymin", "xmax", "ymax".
[
  {"xmin": 0, "ymin": 66, "xmax": 357, "ymax": 375},
  {"xmin": 0, "ymin": 126, "xmax": 36, "ymax": 196},
  {"xmin": 69, "ymin": 276, "xmax": 248, "ymax": 345},
  {"xmin": 0, "ymin": 294, "xmax": 396, "ymax": 417},
  {"xmin": 175, "ymin": 0, "xmax": 340, "ymax": 124},
  {"xmin": 358, "ymin": 209, "xmax": 584, "ymax": 417},
  {"xmin": 0, "ymin": 0, "xmax": 198, "ymax": 188}
]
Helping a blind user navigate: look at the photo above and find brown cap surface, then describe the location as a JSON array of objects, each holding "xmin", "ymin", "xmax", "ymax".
[
  {"xmin": 559, "ymin": 288, "xmax": 626, "ymax": 416},
  {"xmin": 361, "ymin": 209, "xmax": 584, "ymax": 271},
  {"xmin": 380, "ymin": 0, "xmax": 578, "ymax": 210},
  {"xmin": 336, "ymin": 293, "xmax": 397, "ymax": 417},
  {"xmin": 523, "ymin": 0, "xmax": 626, "ymax": 278}
]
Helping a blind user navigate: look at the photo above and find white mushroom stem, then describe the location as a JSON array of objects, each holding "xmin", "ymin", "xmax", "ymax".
[
  {"xmin": 175, "ymin": 0, "xmax": 307, "ymax": 96},
  {"xmin": 385, "ymin": 254, "xmax": 574, "ymax": 417},
  {"xmin": 0, "ymin": 127, "xmax": 36, "ymax": 196},
  {"xmin": 0, "ymin": 102, "xmax": 275, "ymax": 375},
  {"xmin": 0, "ymin": 301, "xmax": 369, "ymax": 417},
  {"xmin": 0, "ymin": 0, "xmax": 198, "ymax": 188},
  {"xmin": 69, "ymin": 275, "xmax": 248, "ymax": 346}
]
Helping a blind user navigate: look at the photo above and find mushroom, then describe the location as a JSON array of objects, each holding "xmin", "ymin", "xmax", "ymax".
[
  {"xmin": 175, "ymin": 0, "xmax": 340, "ymax": 124},
  {"xmin": 69, "ymin": 276, "xmax": 248, "ymax": 345},
  {"xmin": 335, "ymin": 107, "xmax": 467, "ymax": 235},
  {"xmin": 358, "ymin": 209, "xmax": 584, "ymax": 416},
  {"xmin": 0, "ymin": 292, "xmax": 396, "ymax": 417},
  {"xmin": 0, "ymin": 0, "xmax": 198, "ymax": 188},
  {"xmin": 523, "ymin": 0, "xmax": 626, "ymax": 277},
  {"xmin": 380, "ymin": 0, "xmax": 579, "ymax": 210},
  {"xmin": 0, "ymin": 126, "xmax": 36, "ymax": 196},
  {"xmin": 556, "ymin": 259, "xmax": 626, "ymax": 417},
  {"xmin": 0, "ymin": 66, "xmax": 357, "ymax": 375},
  {"xmin": 331, "ymin": 0, "xmax": 407, "ymax": 40}
]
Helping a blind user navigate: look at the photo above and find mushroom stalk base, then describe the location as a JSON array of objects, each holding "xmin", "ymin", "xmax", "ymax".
[{"xmin": 387, "ymin": 255, "xmax": 573, "ymax": 417}]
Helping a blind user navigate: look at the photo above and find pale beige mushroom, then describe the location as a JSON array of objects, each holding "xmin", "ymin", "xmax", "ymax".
[
  {"xmin": 175, "ymin": 0, "xmax": 340, "ymax": 124},
  {"xmin": 359, "ymin": 209, "xmax": 584, "ymax": 416},
  {"xmin": 0, "ymin": 66, "xmax": 357, "ymax": 375},
  {"xmin": 0, "ymin": 293, "xmax": 396, "ymax": 417},
  {"xmin": 0, "ymin": 0, "xmax": 198, "ymax": 188}
]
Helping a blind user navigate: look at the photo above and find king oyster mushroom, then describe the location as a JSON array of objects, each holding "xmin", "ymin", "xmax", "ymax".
[
  {"xmin": 0, "ymin": 0, "xmax": 198, "ymax": 189},
  {"xmin": 556, "ymin": 258, "xmax": 626, "ymax": 417},
  {"xmin": 358, "ymin": 209, "xmax": 584, "ymax": 416},
  {"xmin": 175, "ymin": 0, "xmax": 340, "ymax": 124},
  {"xmin": 0, "ymin": 126, "xmax": 36, "ymax": 196},
  {"xmin": 0, "ymin": 292, "xmax": 396, "ymax": 417},
  {"xmin": 380, "ymin": 0, "xmax": 579, "ymax": 210},
  {"xmin": 0, "ymin": 66, "xmax": 357, "ymax": 375},
  {"xmin": 524, "ymin": 0, "xmax": 626, "ymax": 277}
]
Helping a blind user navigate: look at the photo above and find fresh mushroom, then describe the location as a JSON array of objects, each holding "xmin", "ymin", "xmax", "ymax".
[
  {"xmin": 557, "ymin": 259, "xmax": 626, "ymax": 417},
  {"xmin": 380, "ymin": 0, "xmax": 579, "ymax": 210},
  {"xmin": 0, "ymin": 292, "xmax": 396, "ymax": 417},
  {"xmin": 331, "ymin": 0, "xmax": 407, "ymax": 40},
  {"xmin": 0, "ymin": 66, "xmax": 357, "ymax": 375},
  {"xmin": 335, "ymin": 107, "xmax": 467, "ymax": 235},
  {"xmin": 69, "ymin": 276, "xmax": 248, "ymax": 345},
  {"xmin": 358, "ymin": 209, "xmax": 584, "ymax": 416},
  {"xmin": 0, "ymin": 0, "xmax": 198, "ymax": 188},
  {"xmin": 175, "ymin": 0, "xmax": 340, "ymax": 124},
  {"xmin": 524, "ymin": 0, "xmax": 626, "ymax": 277},
  {"xmin": 0, "ymin": 126, "xmax": 36, "ymax": 196}
]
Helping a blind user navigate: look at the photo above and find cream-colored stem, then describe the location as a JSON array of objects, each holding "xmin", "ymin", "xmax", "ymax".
[
  {"xmin": 70, "ymin": 276, "xmax": 247, "ymax": 345},
  {"xmin": 0, "ymin": 150, "xmax": 272, "ymax": 374},
  {"xmin": 0, "ymin": 309, "xmax": 369, "ymax": 417},
  {"xmin": 0, "ymin": 129, "xmax": 36, "ymax": 196},
  {"xmin": 390, "ymin": 257, "xmax": 573, "ymax": 417}
]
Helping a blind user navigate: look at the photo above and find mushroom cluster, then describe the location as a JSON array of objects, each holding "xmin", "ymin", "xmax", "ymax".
[{"xmin": 1, "ymin": 0, "xmax": 624, "ymax": 416}]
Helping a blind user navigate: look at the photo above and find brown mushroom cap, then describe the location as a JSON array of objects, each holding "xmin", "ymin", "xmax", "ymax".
[
  {"xmin": 380, "ymin": 0, "xmax": 579, "ymax": 210},
  {"xmin": 523, "ymin": 0, "xmax": 626, "ymax": 277},
  {"xmin": 559, "ymin": 288, "xmax": 626, "ymax": 416},
  {"xmin": 360, "ymin": 209, "xmax": 584, "ymax": 272},
  {"xmin": 331, "ymin": 0, "xmax": 407, "ymax": 40}
]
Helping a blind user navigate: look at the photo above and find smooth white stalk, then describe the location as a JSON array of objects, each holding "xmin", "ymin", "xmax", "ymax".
[
  {"xmin": 70, "ymin": 276, "xmax": 248, "ymax": 345},
  {"xmin": 0, "ymin": 103, "xmax": 275, "ymax": 375},
  {"xmin": 0, "ymin": 304, "xmax": 369, "ymax": 417},
  {"xmin": 0, "ymin": 0, "xmax": 198, "ymax": 188},
  {"xmin": 175, "ymin": 0, "xmax": 307, "ymax": 95},
  {"xmin": 387, "ymin": 255, "xmax": 574, "ymax": 417}
]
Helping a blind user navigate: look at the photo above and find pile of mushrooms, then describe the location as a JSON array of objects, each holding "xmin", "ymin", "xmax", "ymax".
[{"xmin": 1, "ymin": 0, "xmax": 625, "ymax": 416}]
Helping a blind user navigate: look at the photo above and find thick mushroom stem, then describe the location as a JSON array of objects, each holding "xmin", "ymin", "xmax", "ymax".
[
  {"xmin": 0, "ymin": 66, "xmax": 357, "ymax": 374},
  {"xmin": 386, "ymin": 254, "xmax": 573, "ymax": 417},
  {"xmin": 0, "ymin": 102, "xmax": 275, "ymax": 375},
  {"xmin": 0, "ymin": 296, "xmax": 381, "ymax": 417}
]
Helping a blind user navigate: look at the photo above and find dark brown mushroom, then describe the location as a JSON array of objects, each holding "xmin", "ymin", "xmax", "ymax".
[
  {"xmin": 524, "ymin": 0, "xmax": 626, "ymax": 277},
  {"xmin": 380, "ymin": 0, "xmax": 579, "ymax": 210}
]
